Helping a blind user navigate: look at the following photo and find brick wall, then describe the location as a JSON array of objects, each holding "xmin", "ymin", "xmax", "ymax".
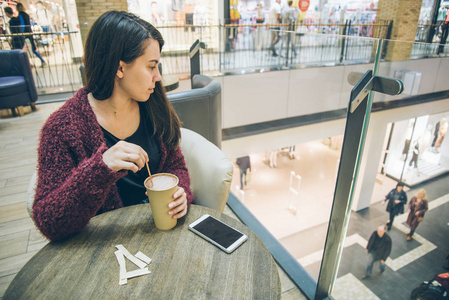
[
  {"xmin": 376, "ymin": 0, "xmax": 422, "ymax": 61},
  {"xmin": 75, "ymin": 0, "xmax": 128, "ymax": 44}
]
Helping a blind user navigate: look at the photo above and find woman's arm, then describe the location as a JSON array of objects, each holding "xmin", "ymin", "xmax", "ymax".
[
  {"xmin": 400, "ymin": 192, "xmax": 408, "ymax": 204},
  {"xmin": 409, "ymin": 197, "xmax": 415, "ymax": 210},
  {"xmin": 417, "ymin": 200, "xmax": 429, "ymax": 216},
  {"xmin": 33, "ymin": 123, "xmax": 125, "ymax": 241}
]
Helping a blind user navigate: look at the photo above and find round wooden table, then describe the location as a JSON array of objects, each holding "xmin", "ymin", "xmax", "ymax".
[{"xmin": 4, "ymin": 204, "xmax": 281, "ymax": 299}]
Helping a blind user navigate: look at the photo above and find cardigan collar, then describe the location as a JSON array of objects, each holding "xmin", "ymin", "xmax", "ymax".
[{"xmin": 69, "ymin": 87, "xmax": 169, "ymax": 172}]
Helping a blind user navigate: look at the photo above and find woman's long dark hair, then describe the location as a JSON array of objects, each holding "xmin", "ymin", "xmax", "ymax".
[{"xmin": 84, "ymin": 10, "xmax": 181, "ymax": 150}]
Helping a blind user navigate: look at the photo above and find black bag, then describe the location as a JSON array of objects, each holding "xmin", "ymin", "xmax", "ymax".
[{"xmin": 410, "ymin": 274, "xmax": 449, "ymax": 300}]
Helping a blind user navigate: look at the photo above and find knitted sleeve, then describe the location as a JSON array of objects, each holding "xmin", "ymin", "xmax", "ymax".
[
  {"xmin": 33, "ymin": 117, "xmax": 125, "ymax": 241},
  {"xmin": 161, "ymin": 146, "xmax": 194, "ymax": 206}
]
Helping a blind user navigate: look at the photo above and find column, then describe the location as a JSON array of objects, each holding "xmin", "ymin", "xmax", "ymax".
[
  {"xmin": 352, "ymin": 115, "xmax": 388, "ymax": 211},
  {"xmin": 375, "ymin": 0, "xmax": 422, "ymax": 61},
  {"xmin": 75, "ymin": 0, "xmax": 128, "ymax": 44}
]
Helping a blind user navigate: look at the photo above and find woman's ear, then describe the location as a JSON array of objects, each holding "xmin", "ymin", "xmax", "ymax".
[{"xmin": 116, "ymin": 61, "xmax": 125, "ymax": 79}]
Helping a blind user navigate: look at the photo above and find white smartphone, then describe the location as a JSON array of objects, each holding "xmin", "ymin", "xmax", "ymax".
[{"xmin": 189, "ymin": 214, "xmax": 248, "ymax": 254}]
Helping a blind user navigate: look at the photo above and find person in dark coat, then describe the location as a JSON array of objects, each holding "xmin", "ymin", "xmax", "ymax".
[
  {"xmin": 16, "ymin": 3, "xmax": 46, "ymax": 66},
  {"xmin": 406, "ymin": 189, "xmax": 428, "ymax": 240},
  {"xmin": 362, "ymin": 225, "xmax": 392, "ymax": 279},
  {"xmin": 382, "ymin": 182, "xmax": 407, "ymax": 230},
  {"xmin": 4, "ymin": 7, "xmax": 25, "ymax": 50},
  {"xmin": 236, "ymin": 156, "xmax": 251, "ymax": 190}
]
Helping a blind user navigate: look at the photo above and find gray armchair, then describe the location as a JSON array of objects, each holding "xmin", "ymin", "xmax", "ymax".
[
  {"xmin": 0, "ymin": 50, "xmax": 38, "ymax": 116},
  {"xmin": 180, "ymin": 128, "xmax": 233, "ymax": 212},
  {"xmin": 168, "ymin": 75, "xmax": 222, "ymax": 148}
]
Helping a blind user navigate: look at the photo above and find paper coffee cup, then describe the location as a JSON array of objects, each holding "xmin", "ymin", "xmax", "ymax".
[{"xmin": 145, "ymin": 173, "xmax": 179, "ymax": 230}]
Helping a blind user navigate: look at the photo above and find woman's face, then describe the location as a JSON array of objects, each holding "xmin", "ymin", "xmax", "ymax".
[{"xmin": 116, "ymin": 39, "xmax": 162, "ymax": 102}]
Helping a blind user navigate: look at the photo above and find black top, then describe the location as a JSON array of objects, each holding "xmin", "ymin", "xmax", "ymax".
[
  {"xmin": 366, "ymin": 231, "xmax": 392, "ymax": 261},
  {"xmin": 385, "ymin": 188, "xmax": 407, "ymax": 214},
  {"xmin": 236, "ymin": 156, "xmax": 251, "ymax": 171},
  {"xmin": 101, "ymin": 103, "xmax": 161, "ymax": 207},
  {"xmin": 8, "ymin": 16, "xmax": 22, "ymax": 34},
  {"xmin": 19, "ymin": 11, "xmax": 32, "ymax": 33}
]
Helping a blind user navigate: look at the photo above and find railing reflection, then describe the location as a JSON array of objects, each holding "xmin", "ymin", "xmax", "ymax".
[
  {"xmin": 1, "ymin": 30, "xmax": 84, "ymax": 94},
  {"xmin": 1, "ymin": 22, "xmax": 448, "ymax": 96}
]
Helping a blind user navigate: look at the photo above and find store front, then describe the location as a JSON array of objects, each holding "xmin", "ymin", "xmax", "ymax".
[
  {"xmin": 127, "ymin": 0, "xmax": 219, "ymax": 25},
  {"xmin": 383, "ymin": 111, "xmax": 449, "ymax": 186},
  {"xmin": 228, "ymin": 0, "xmax": 378, "ymax": 24}
]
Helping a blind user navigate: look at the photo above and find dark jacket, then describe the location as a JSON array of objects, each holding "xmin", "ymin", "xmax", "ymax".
[
  {"xmin": 236, "ymin": 156, "xmax": 251, "ymax": 172},
  {"xmin": 18, "ymin": 11, "xmax": 33, "ymax": 33},
  {"xmin": 367, "ymin": 231, "xmax": 392, "ymax": 261},
  {"xmin": 385, "ymin": 188, "xmax": 407, "ymax": 215},
  {"xmin": 33, "ymin": 87, "xmax": 193, "ymax": 241},
  {"xmin": 8, "ymin": 16, "xmax": 25, "ymax": 49}
]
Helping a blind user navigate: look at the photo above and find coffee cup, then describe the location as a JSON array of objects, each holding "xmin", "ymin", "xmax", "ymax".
[{"xmin": 144, "ymin": 173, "xmax": 179, "ymax": 230}]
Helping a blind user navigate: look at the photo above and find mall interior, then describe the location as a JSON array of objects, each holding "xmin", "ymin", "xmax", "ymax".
[{"xmin": 1, "ymin": 0, "xmax": 449, "ymax": 299}]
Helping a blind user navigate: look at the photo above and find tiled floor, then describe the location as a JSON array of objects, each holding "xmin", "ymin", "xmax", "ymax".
[
  {"xmin": 228, "ymin": 146, "xmax": 449, "ymax": 299},
  {"xmin": 0, "ymin": 103, "xmax": 61, "ymax": 297}
]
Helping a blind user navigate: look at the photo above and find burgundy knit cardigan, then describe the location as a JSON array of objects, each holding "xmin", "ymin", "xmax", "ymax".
[{"xmin": 33, "ymin": 87, "xmax": 193, "ymax": 241}]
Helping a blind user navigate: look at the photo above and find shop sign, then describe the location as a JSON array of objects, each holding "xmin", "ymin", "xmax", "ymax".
[{"xmin": 298, "ymin": 0, "xmax": 310, "ymax": 12}]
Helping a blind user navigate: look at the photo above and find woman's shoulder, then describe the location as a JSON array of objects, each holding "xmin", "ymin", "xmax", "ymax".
[{"xmin": 42, "ymin": 88, "xmax": 92, "ymax": 134}]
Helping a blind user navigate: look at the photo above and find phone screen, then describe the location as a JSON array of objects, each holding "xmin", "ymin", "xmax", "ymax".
[{"xmin": 191, "ymin": 216, "xmax": 244, "ymax": 249}]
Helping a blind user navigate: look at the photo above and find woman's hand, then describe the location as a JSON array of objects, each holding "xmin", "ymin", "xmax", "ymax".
[
  {"xmin": 168, "ymin": 187, "xmax": 188, "ymax": 219},
  {"xmin": 102, "ymin": 141, "xmax": 149, "ymax": 173}
]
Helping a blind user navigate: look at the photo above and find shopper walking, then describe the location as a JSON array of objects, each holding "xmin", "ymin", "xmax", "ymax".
[
  {"xmin": 3, "ymin": 7, "xmax": 25, "ymax": 50},
  {"xmin": 362, "ymin": 225, "xmax": 392, "ymax": 279},
  {"xmin": 279, "ymin": 0, "xmax": 298, "ymax": 57},
  {"xmin": 382, "ymin": 182, "xmax": 407, "ymax": 230},
  {"xmin": 16, "ymin": 3, "xmax": 46, "ymax": 67},
  {"xmin": 406, "ymin": 189, "xmax": 428, "ymax": 241},
  {"xmin": 236, "ymin": 156, "xmax": 251, "ymax": 190},
  {"xmin": 269, "ymin": 0, "xmax": 281, "ymax": 57}
]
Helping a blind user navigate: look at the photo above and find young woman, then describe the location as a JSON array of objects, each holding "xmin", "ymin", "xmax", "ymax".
[
  {"xmin": 33, "ymin": 11, "xmax": 193, "ymax": 241},
  {"xmin": 406, "ymin": 189, "xmax": 428, "ymax": 240}
]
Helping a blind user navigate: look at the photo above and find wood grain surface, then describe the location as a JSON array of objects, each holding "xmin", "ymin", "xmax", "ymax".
[{"xmin": 4, "ymin": 204, "xmax": 280, "ymax": 300}]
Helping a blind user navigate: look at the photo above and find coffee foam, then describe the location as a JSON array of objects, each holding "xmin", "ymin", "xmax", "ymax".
[{"xmin": 146, "ymin": 175, "xmax": 177, "ymax": 191}]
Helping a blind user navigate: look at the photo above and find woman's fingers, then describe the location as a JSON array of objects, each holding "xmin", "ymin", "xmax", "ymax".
[
  {"xmin": 168, "ymin": 187, "xmax": 187, "ymax": 219},
  {"xmin": 102, "ymin": 141, "xmax": 149, "ymax": 172},
  {"xmin": 119, "ymin": 141, "xmax": 148, "ymax": 170}
]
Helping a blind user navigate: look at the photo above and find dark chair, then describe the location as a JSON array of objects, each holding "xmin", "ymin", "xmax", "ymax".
[
  {"xmin": 0, "ymin": 50, "xmax": 38, "ymax": 116},
  {"xmin": 168, "ymin": 74, "xmax": 222, "ymax": 148}
]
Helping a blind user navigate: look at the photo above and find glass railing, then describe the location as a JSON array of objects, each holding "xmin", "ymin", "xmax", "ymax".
[
  {"xmin": 0, "ymin": 30, "xmax": 84, "ymax": 95},
  {"xmin": 219, "ymin": 35, "xmax": 449, "ymax": 299},
  {"xmin": 2, "ymin": 23, "xmax": 448, "ymax": 96}
]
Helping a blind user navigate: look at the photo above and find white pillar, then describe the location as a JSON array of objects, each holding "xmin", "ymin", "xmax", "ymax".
[{"xmin": 352, "ymin": 115, "xmax": 388, "ymax": 211}]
